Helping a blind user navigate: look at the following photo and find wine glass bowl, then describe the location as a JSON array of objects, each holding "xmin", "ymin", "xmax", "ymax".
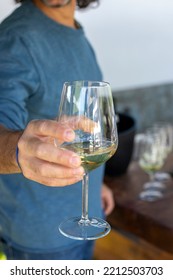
[{"xmin": 56, "ymin": 81, "xmax": 118, "ymax": 240}]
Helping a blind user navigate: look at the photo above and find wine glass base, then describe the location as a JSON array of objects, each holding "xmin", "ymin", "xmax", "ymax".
[
  {"xmin": 154, "ymin": 172, "xmax": 171, "ymax": 182},
  {"xmin": 139, "ymin": 189, "xmax": 163, "ymax": 202},
  {"xmin": 59, "ymin": 216, "xmax": 111, "ymax": 240},
  {"xmin": 143, "ymin": 181, "xmax": 165, "ymax": 190}
]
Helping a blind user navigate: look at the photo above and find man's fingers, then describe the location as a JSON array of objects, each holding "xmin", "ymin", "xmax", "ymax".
[
  {"xmin": 26, "ymin": 119, "xmax": 75, "ymax": 142},
  {"xmin": 59, "ymin": 115, "xmax": 97, "ymax": 133},
  {"xmin": 19, "ymin": 138, "xmax": 82, "ymax": 168},
  {"xmin": 101, "ymin": 184, "xmax": 115, "ymax": 216},
  {"xmin": 25, "ymin": 118, "xmax": 96, "ymax": 146},
  {"xmin": 16, "ymin": 119, "xmax": 91, "ymax": 187},
  {"xmin": 21, "ymin": 157, "xmax": 84, "ymax": 179}
]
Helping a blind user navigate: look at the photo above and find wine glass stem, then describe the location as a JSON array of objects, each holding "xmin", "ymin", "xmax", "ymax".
[
  {"xmin": 149, "ymin": 172, "xmax": 155, "ymax": 182},
  {"xmin": 81, "ymin": 172, "xmax": 89, "ymax": 224}
]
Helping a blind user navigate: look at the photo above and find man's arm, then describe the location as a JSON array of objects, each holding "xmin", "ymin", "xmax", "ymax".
[
  {"xmin": 0, "ymin": 125, "xmax": 22, "ymax": 173},
  {"xmin": 0, "ymin": 120, "xmax": 84, "ymax": 186}
]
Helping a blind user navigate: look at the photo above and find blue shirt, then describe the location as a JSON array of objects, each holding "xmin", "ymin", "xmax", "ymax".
[{"xmin": 0, "ymin": 0, "xmax": 104, "ymax": 252}]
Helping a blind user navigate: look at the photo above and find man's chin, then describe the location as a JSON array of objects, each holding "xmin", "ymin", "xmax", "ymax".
[{"xmin": 40, "ymin": 0, "xmax": 71, "ymax": 8}]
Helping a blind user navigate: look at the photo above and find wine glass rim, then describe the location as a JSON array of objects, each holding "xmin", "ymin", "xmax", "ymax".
[{"xmin": 64, "ymin": 80, "xmax": 110, "ymax": 88}]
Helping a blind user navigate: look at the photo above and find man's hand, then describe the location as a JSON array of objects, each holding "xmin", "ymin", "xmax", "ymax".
[
  {"xmin": 101, "ymin": 183, "xmax": 115, "ymax": 216},
  {"xmin": 17, "ymin": 119, "xmax": 84, "ymax": 186}
]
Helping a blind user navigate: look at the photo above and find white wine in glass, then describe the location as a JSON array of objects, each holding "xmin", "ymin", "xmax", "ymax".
[{"xmin": 56, "ymin": 81, "xmax": 118, "ymax": 240}]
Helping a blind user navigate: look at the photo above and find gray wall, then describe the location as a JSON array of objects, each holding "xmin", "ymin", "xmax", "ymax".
[
  {"xmin": 1, "ymin": 1, "xmax": 173, "ymax": 91},
  {"xmin": 113, "ymin": 83, "xmax": 173, "ymax": 132}
]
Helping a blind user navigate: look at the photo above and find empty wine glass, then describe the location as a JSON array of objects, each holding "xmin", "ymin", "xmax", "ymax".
[
  {"xmin": 138, "ymin": 130, "xmax": 166, "ymax": 201},
  {"xmin": 56, "ymin": 81, "xmax": 118, "ymax": 240}
]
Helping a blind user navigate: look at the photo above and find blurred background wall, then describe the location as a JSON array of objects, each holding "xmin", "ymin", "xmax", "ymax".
[{"xmin": 1, "ymin": 0, "xmax": 173, "ymax": 130}]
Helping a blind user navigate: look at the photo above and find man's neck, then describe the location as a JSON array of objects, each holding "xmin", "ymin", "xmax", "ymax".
[{"xmin": 32, "ymin": 0, "xmax": 76, "ymax": 28}]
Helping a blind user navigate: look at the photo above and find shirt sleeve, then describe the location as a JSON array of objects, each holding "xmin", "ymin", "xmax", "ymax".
[{"xmin": 0, "ymin": 30, "xmax": 40, "ymax": 130}]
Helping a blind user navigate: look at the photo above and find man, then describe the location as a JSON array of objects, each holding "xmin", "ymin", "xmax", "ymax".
[{"xmin": 0, "ymin": 0, "xmax": 114, "ymax": 259}]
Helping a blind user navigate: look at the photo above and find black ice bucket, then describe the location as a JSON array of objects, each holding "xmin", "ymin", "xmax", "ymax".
[{"xmin": 105, "ymin": 112, "xmax": 136, "ymax": 177}]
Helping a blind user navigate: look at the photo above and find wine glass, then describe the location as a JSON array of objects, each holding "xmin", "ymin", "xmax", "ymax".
[
  {"xmin": 138, "ymin": 130, "xmax": 166, "ymax": 201},
  {"xmin": 152, "ymin": 122, "xmax": 173, "ymax": 182},
  {"xmin": 56, "ymin": 81, "xmax": 118, "ymax": 240}
]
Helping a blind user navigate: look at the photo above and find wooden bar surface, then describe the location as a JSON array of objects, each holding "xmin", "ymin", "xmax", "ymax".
[{"xmin": 105, "ymin": 156, "xmax": 173, "ymax": 254}]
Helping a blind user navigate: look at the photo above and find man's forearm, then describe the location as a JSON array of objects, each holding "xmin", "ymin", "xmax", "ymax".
[{"xmin": 0, "ymin": 125, "xmax": 23, "ymax": 174}]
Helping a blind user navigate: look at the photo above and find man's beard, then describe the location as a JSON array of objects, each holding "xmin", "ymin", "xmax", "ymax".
[{"xmin": 40, "ymin": 0, "xmax": 71, "ymax": 8}]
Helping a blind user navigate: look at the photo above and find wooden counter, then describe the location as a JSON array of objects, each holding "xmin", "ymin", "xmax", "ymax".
[{"xmin": 94, "ymin": 157, "xmax": 173, "ymax": 259}]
